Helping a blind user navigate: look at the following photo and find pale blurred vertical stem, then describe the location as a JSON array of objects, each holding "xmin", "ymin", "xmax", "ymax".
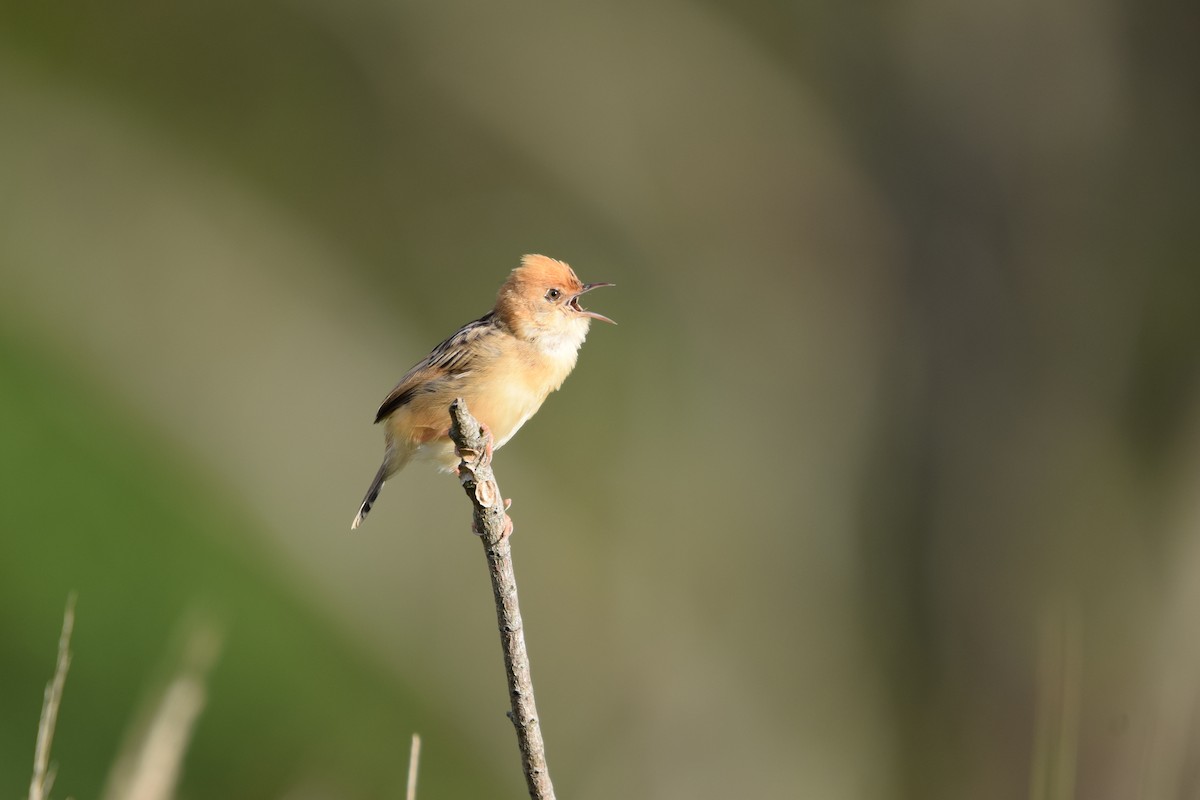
[
  {"xmin": 29, "ymin": 594, "xmax": 75, "ymax": 800},
  {"xmin": 1029, "ymin": 600, "xmax": 1081, "ymax": 800},
  {"xmin": 101, "ymin": 621, "xmax": 221, "ymax": 800},
  {"xmin": 449, "ymin": 399, "xmax": 556, "ymax": 800},
  {"xmin": 406, "ymin": 733, "xmax": 421, "ymax": 800}
]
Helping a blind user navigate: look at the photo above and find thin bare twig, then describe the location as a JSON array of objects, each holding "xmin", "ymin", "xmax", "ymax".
[
  {"xmin": 406, "ymin": 733, "xmax": 421, "ymax": 800},
  {"xmin": 449, "ymin": 399, "xmax": 556, "ymax": 800},
  {"xmin": 29, "ymin": 594, "xmax": 76, "ymax": 800}
]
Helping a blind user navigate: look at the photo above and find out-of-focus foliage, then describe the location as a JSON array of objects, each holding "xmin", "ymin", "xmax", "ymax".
[{"xmin": 0, "ymin": 0, "xmax": 1197, "ymax": 798}]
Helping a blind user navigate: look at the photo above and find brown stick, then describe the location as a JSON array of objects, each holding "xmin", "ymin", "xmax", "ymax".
[{"xmin": 449, "ymin": 399, "xmax": 556, "ymax": 800}]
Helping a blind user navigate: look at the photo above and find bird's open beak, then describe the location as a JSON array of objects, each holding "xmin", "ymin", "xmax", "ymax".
[{"xmin": 571, "ymin": 282, "xmax": 616, "ymax": 324}]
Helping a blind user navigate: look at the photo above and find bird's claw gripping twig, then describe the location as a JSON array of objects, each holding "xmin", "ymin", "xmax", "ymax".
[
  {"xmin": 478, "ymin": 422, "xmax": 495, "ymax": 467},
  {"xmin": 453, "ymin": 422, "xmax": 494, "ymax": 469},
  {"xmin": 453, "ymin": 414, "xmax": 512, "ymax": 539}
]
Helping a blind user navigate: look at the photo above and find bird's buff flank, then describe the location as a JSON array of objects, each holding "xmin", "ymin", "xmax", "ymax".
[{"xmin": 351, "ymin": 254, "xmax": 614, "ymax": 529}]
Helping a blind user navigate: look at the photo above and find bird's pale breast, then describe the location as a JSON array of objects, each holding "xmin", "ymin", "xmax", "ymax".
[{"xmin": 388, "ymin": 334, "xmax": 579, "ymax": 469}]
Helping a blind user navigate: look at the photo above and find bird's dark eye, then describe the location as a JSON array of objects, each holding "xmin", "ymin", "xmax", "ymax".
[{"xmin": 545, "ymin": 288, "xmax": 561, "ymax": 301}]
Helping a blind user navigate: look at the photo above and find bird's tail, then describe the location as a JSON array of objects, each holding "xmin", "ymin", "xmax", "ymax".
[{"xmin": 351, "ymin": 462, "xmax": 389, "ymax": 530}]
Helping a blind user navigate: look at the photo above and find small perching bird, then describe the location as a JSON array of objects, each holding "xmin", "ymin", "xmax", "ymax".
[{"xmin": 351, "ymin": 254, "xmax": 614, "ymax": 529}]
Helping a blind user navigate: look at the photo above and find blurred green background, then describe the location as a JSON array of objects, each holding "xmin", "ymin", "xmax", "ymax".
[{"xmin": 1, "ymin": 0, "xmax": 1198, "ymax": 797}]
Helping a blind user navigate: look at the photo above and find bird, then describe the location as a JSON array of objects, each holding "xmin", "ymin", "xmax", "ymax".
[{"xmin": 351, "ymin": 254, "xmax": 614, "ymax": 529}]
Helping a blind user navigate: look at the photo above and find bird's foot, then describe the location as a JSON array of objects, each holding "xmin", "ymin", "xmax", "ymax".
[
  {"xmin": 455, "ymin": 423, "xmax": 495, "ymax": 469},
  {"xmin": 478, "ymin": 422, "xmax": 495, "ymax": 467}
]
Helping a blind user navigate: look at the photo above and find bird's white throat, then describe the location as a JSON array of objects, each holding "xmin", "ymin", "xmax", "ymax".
[{"xmin": 532, "ymin": 318, "xmax": 590, "ymax": 364}]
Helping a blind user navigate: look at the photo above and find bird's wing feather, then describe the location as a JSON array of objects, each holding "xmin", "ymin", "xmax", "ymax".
[{"xmin": 374, "ymin": 312, "xmax": 498, "ymax": 423}]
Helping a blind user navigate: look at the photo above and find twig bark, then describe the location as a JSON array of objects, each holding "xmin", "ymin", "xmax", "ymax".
[{"xmin": 449, "ymin": 399, "xmax": 556, "ymax": 800}]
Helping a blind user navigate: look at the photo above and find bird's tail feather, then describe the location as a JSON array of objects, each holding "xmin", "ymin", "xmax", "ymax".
[{"xmin": 351, "ymin": 463, "xmax": 389, "ymax": 530}]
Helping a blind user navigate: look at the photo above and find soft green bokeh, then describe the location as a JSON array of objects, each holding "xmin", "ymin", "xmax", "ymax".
[{"xmin": 1, "ymin": 0, "xmax": 1198, "ymax": 798}]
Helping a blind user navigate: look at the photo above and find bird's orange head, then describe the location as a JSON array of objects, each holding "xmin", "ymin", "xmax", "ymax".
[{"xmin": 495, "ymin": 254, "xmax": 615, "ymax": 346}]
